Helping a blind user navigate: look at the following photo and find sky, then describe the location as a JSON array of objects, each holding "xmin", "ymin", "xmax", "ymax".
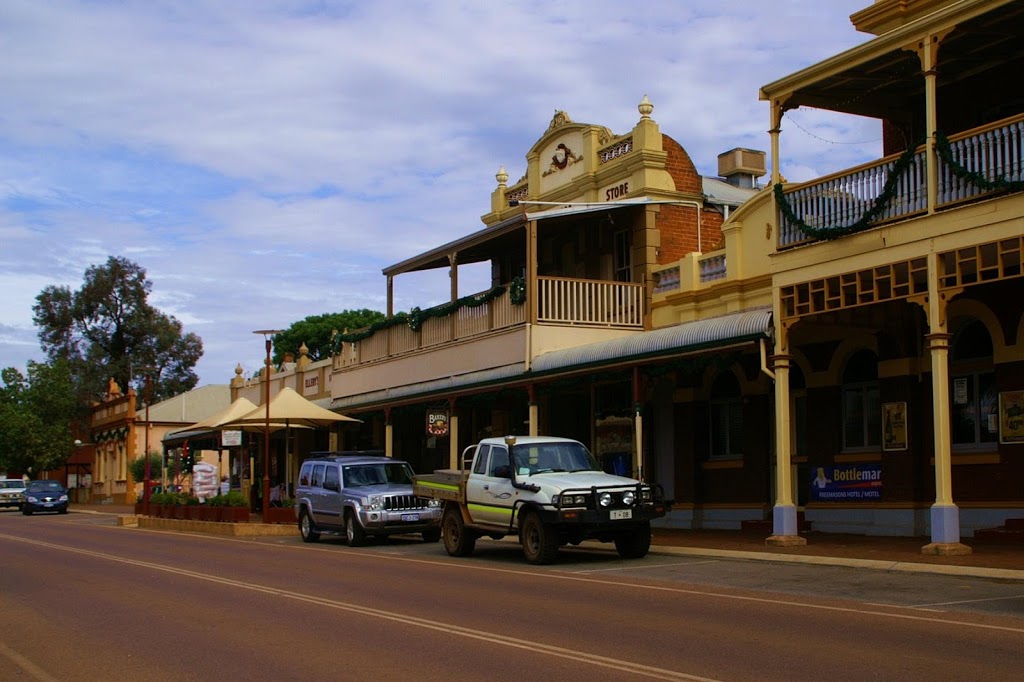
[{"xmin": 1, "ymin": 0, "xmax": 881, "ymax": 386}]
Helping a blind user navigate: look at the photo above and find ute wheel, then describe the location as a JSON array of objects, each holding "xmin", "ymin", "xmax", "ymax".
[
  {"xmin": 442, "ymin": 507, "xmax": 476, "ymax": 557},
  {"xmin": 614, "ymin": 522, "xmax": 652, "ymax": 559},
  {"xmin": 298, "ymin": 509, "xmax": 320, "ymax": 543},
  {"xmin": 345, "ymin": 511, "xmax": 367, "ymax": 547},
  {"xmin": 422, "ymin": 527, "xmax": 442, "ymax": 543},
  {"xmin": 520, "ymin": 512, "xmax": 560, "ymax": 565}
]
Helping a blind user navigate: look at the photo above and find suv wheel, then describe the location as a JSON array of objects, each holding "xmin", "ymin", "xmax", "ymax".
[
  {"xmin": 345, "ymin": 511, "xmax": 367, "ymax": 547},
  {"xmin": 520, "ymin": 512, "xmax": 559, "ymax": 565},
  {"xmin": 298, "ymin": 509, "xmax": 320, "ymax": 543},
  {"xmin": 442, "ymin": 507, "xmax": 475, "ymax": 557}
]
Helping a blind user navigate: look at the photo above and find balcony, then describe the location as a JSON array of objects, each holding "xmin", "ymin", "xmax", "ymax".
[
  {"xmin": 777, "ymin": 114, "xmax": 1024, "ymax": 249},
  {"xmin": 334, "ymin": 276, "xmax": 642, "ymax": 369}
]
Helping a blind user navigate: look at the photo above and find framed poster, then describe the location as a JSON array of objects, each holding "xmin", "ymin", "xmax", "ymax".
[
  {"xmin": 882, "ymin": 402, "xmax": 908, "ymax": 451},
  {"xmin": 999, "ymin": 391, "xmax": 1024, "ymax": 444}
]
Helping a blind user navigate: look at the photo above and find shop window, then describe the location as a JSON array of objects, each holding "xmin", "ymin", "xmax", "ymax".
[
  {"xmin": 709, "ymin": 372, "xmax": 743, "ymax": 459},
  {"xmin": 950, "ymin": 320, "xmax": 997, "ymax": 448},
  {"xmin": 842, "ymin": 349, "xmax": 880, "ymax": 451}
]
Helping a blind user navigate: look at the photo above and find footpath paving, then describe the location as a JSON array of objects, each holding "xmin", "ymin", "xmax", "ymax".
[{"xmin": 71, "ymin": 502, "xmax": 1024, "ymax": 581}]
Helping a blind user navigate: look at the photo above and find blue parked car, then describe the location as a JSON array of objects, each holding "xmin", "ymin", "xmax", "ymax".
[{"xmin": 22, "ymin": 480, "xmax": 69, "ymax": 515}]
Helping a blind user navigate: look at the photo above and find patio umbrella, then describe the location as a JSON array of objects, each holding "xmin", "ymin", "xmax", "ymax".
[
  {"xmin": 221, "ymin": 387, "xmax": 361, "ymax": 429},
  {"xmin": 221, "ymin": 388, "xmax": 361, "ymax": 498}
]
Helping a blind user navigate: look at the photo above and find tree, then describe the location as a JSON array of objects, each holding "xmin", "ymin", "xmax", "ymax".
[
  {"xmin": 272, "ymin": 310, "xmax": 385, "ymax": 365},
  {"xmin": 0, "ymin": 360, "xmax": 79, "ymax": 475},
  {"xmin": 128, "ymin": 451, "xmax": 163, "ymax": 486},
  {"xmin": 32, "ymin": 256, "xmax": 203, "ymax": 402}
]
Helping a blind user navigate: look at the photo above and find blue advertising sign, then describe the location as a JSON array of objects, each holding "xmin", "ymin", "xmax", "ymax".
[{"xmin": 810, "ymin": 464, "xmax": 882, "ymax": 501}]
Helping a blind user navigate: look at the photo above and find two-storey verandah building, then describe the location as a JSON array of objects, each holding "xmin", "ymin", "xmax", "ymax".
[
  {"xmin": 756, "ymin": 0, "xmax": 1024, "ymax": 552},
  {"xmin": 320, "ymin": 99, "xmax": 779, "ymax": 533}
]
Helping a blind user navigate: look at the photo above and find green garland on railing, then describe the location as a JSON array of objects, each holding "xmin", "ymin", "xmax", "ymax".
[
  {"xmin": 935, "ymin": 130, "xmax": 1024, "ymax": 193},
  {"xmin": 774, "ymin": 139, "xmax": 923, "ymax": 241},
  {"xmin": 329, "ymin": 276, "xmax": 528, "ymax": 353}
]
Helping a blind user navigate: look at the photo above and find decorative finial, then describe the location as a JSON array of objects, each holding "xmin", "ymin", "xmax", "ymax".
[
  {"xmin": 638, "ymin": 94, "xmax": 654, "ymax": 119},
  {"xmin": 234, "ymin": 363, "xmax": 243, "ymax": 377},
  {"xmin": 299, "ymin": 342, "xmax": 309, "ymax": 357},
  {"xmin": 496, "ymin": 166, "xmax": 508, "ymax": 186}
]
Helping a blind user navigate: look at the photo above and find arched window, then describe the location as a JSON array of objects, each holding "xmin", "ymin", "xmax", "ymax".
[
  {"xmin": 950, "ymin": 319, "xmax": 997, "ymax": 448},
  {"xmin": 842, "ymin": 349, "xmax": 880, "ymax": 450},
  {"xmin": 709, "ymin": 372, "xmax": 743, "ymax": 459}
]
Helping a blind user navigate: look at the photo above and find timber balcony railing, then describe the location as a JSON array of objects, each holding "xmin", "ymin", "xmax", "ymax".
[
  {"xmin": 774, "ymin": 112, "xmax": 1024, "ymax": 248},
  {"xmin": 777, "ymin": 113, "xmax": 1024, "ymax": 248},
  {"xmin": 334, "ymin": 277, "xmax": 644, "ymax": 367}
]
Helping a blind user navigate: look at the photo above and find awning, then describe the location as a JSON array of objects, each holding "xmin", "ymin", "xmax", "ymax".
[
  {"xmin": 531, "ymin": 307, "xmax": 773, "ymax": 375},
  {"xmin": 331, "ymin": 308, "xmax": 773, "ymax": 411},
  {"xmin": 524, "ymin": 197, "xmax": 659, "ymax": 221}
]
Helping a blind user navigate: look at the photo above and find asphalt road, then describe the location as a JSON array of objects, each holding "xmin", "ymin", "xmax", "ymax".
[{"xmin": 2, "ymin": 510, "xmax": 1024, "ymax": 681}]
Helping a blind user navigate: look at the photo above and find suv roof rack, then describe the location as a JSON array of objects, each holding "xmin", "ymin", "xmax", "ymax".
[{"xmin": 308, "ymin": 450, "xmax": 386, "ymax": 458}]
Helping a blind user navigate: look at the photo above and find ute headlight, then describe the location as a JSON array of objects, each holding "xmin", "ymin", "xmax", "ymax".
[
  {"xmin": 622, "ymin": 491, "xmax": 636, "ymax": 506},
  {"xmin": 368, "ymin": 495, "xmax": 383, "ymax": 511},
  {"xmin": 556, "ymin": 494, "xmax": 587, "ymax": 508},
  {"xmin": 599, "ymin": 492, "xmax": 613, "ymax": 507},
  {"xmin": 641, "ymin": 489, "xmax": 652, "ymax": 501}
]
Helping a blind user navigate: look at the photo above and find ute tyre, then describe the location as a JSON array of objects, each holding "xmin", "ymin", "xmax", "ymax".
[
  {"xmin": 442, "ymin": 507, "xmax": 476, "ymax": 557},
  {"xmin": 614, "ymin": 522, "xmax": 652, "ymax": 559},
  {"xmin": 422, "ymin": 527, "xmax": 442, "ymax": 543},
  {"xmin": 521, "ymin": 512, "xmax": 559, "ymax": 565},
  {"xmin": 345, "ymin": 511, "xmax": 367, "ymax": 547},
  {"xmin": 298, "ymin": 509, "xmax": 320, "ymax": 543}
]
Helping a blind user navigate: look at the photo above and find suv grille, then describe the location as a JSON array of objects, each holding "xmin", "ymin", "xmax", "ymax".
[{"xmin": 384, "ymin": 495, "xmax": 429, "ymax": 511}]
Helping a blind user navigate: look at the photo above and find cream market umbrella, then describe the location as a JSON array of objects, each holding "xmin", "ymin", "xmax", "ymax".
[
  {"xmin": 222, "ymin": 388, "xmax": 360, "ymax": 503},
  {"xmin": 222, "ymin": 387, "xmax": 361, "ymax": 429}
]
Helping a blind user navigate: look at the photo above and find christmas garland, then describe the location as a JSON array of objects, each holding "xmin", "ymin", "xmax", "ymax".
[
  {"xmin": 330, "ymin": 276, "xmax": 527, "ymax": 353},
  {"xmin": 774, "ymin": 139, "xmax": 922, "ymax": 241},
  {"xmin": 934, "ymin": 130, "xmax": 1024, "ymax": 193}
]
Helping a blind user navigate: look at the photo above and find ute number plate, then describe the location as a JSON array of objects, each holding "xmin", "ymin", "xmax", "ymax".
[
  {"xmin": 401, "ymin": 513, "xmax": 420, "ymax": 522},
  {"xmin": 610, "ymin": 509, "xmax": 632, "ymax": 520}
]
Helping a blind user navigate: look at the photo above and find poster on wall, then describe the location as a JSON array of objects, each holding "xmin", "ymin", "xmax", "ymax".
[
  {"xmin": 999, "ymin": 391, "xmax": 1024, "ymax": 444},
  {"xmin": 882, "ymin": 402, "xmax": 908, "ymax": 451},
  {"xmin": 810, "ymin": 464, "xmax": 882, "ymax": 502}
]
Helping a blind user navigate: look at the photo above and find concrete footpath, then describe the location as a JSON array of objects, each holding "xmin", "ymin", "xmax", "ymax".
[{"xmin": 72, "ymin": 502, "xmax": 1024, "ymax": 581}]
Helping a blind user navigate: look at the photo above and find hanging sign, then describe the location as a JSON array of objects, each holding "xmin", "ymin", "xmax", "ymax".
[
  {"xmin": 221, "ymin": 430, "xmax": 242, "ymax": 447},
  {"xmin": 427, "ymin": 409, "xmax": 449, "ymax": 437}
]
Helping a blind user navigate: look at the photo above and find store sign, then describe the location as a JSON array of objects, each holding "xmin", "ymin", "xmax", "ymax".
[
  {"xmin": 810, "ymin": 464, "xmax": 882, "ymax": 502},
  {"xmin": 221, "ymin": 430, "xmax": 242, "ymax": 447},
  {"xmin": 426, "ymin": 409, "xmax": 449, "ymax": 437}
]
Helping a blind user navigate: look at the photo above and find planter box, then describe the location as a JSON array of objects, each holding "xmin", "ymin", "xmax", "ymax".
[
  {"xmin": 173, "ymin": 505, "xmax": 189, "ymax": 520},
  {"xmin": 218, "ymin": 507, "xmax": 250, "ymax": 523},
  {"xmin": 265, "ymin": 507, "xmax": 297, "ymax": 525}
]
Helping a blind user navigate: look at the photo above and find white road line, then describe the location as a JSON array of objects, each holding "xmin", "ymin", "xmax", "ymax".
[
  {"xmin": 2, "ymin": 534, "xmax": 717, "ymax": 682},
  {"xmin": 14, "ymin": 526, "xmax": 1024, "ymax": 636}
]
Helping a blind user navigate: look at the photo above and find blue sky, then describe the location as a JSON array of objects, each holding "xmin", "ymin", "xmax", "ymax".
[{"xmin": 1, "ymin": 0, "xmax": 878, "ymax": 385}]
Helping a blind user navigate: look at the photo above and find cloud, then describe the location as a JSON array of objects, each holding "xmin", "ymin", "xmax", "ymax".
[{"xmin": 0, "ymin": 0, "xmax": 874, "ymax": 383}]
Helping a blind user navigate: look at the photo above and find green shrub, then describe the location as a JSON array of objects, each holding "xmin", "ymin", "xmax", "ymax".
[
  {"xmin": 224, "ymin": 491, "xmax": 248, "ymax": 507},
  {"xmin": 150, "ymin": 492, "xmax": 174, "ymax": 505}
]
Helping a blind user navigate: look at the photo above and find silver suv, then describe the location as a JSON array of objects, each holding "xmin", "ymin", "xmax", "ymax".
[
  {"xmin": 296, "ymin": 454, "xmax": 442, "ymax": 545},
  {"xmin": 0, "ymin": 478, "xmax": 27, "ymax": 510}
]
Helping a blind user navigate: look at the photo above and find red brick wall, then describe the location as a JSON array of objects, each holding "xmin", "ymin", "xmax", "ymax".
[{"xmin": 656, "ymin": 134, "xmax": 722, "ymax": 263}]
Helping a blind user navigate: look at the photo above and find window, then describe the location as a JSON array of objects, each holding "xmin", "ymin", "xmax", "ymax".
[
  {"xmin": 473, "ymin": 445, "xmax": 490, "ymax": 475},
  {"xmin": 323, "ymin": 465, "xmax": 339, "ymax": 491},
  {"xmin": 310, "ymin": 463, "xmax": 325, "ymax": 488},
  {"xmin": 487, "ymin": 446, "xmax": 510, "ymax": 477},
  {"xmin": 709, "ymin": 372, "xmax": 744, "ymax": 458},
  {"xmin": 613, "ymin": 229, "xmax": 631, "ymax": 282},
  {"xmin": 950, "ymin": 320, "xmax": 997, "ymax": 448},
  {"xmin": 842, "ymin": 350, "xmax": 880, "ymax": 450}
]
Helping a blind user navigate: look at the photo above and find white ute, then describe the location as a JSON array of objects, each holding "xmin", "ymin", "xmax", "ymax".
[{"xmin": 412, "ymin": 435, "xmax": 668, "ymax": 565}]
